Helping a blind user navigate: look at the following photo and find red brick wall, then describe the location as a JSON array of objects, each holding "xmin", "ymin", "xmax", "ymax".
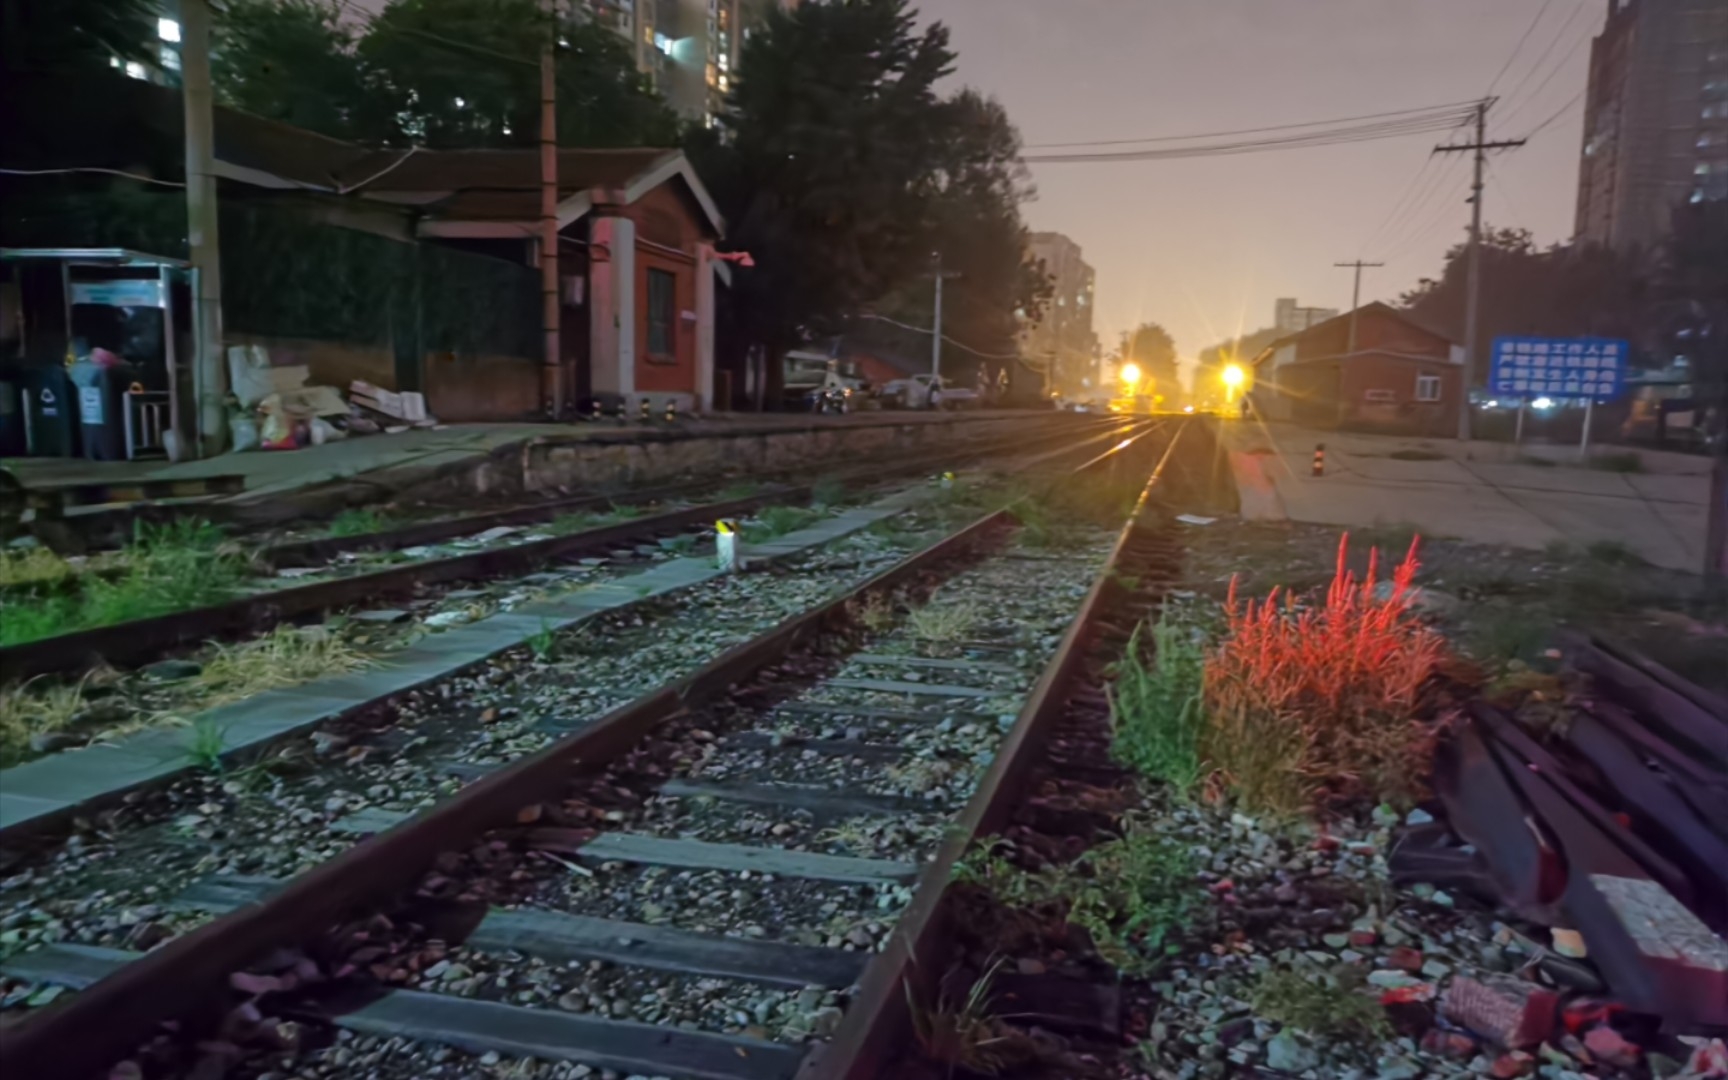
[
  {"xmin": 1277, "ymin": 354, "xmax": 1460, "ymax": 435},
  {"xmin": 625, "ymin": 183, "xmax": 711, "ymax": 397}
]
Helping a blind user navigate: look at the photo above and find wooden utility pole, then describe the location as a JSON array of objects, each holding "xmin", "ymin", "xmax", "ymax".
[
  {"xmin": 1435, "ymin": 100, "xmax": 1524, "ymax": 441},
  {"xmin": 1333, "ymin": 260, "xmax": 1383, "ymax": 353},
  {"xmin": 539, "ymin": 0, "xmax": 561, "ymax": 417},
  {"xmin": 181, "ymin": 0, "xmax": 225, "ymax": 457}
]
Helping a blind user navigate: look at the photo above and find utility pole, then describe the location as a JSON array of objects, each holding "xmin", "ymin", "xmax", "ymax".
[
  {"xmin": 927, "ymin": 252, "xmax": 960, "ymax": 379},
  {"xmin": 1333, "ymin": 260, "xmax": 1383, "ymax": 354},
  {"xmin": 539, "ymin": 0, "xmax": 562, "ymax": 418},
  {"xmin": 1435, "ymin": 99, "xmax": 1524, "ymax": 441},
  {"xmin": 181, "ymin": 0, "xmax": 224, "ymax": 458}
]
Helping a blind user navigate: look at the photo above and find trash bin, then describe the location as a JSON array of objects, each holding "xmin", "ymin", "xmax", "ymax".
[
  {"xmin": 21, "ymin": 367, "xmax": 77, "ymax": 457},
  {"xmin": 0, "ymin": 377, "xmax": 26, "ymax": 458},
  {"xmin": 70, "ymin": 359, "xmax": 135, "ymax": 461}
]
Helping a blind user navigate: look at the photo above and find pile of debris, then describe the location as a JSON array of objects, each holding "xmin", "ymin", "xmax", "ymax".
[
  {"xmin": 227, "ymin": 346, "xmax": 438, "ymax": 452},
  {"xmin": 1390, "ymin": 632, "xmax": 1728, "ymax": 1075}
]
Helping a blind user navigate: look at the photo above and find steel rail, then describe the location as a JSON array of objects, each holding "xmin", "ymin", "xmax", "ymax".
[
  {"xmin": 0, "ymin": 422, "xmax": 1172, "ymax": 1080},
  {"xmin": 801, "ymin": 417, "xmax": 1196, "ymax": 1080},
  {"xmin": 254, "ymin": 415, "xmax": 1108, "ymax": 570},
  {"xmin": 0, "ymin": 420, "xmax": 1123, "ymax": 682}
]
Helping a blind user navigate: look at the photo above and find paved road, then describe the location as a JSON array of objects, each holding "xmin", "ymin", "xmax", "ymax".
[{"xmin": 1224, "ymin": 421, "xmax": 1711, "ymax": 573}]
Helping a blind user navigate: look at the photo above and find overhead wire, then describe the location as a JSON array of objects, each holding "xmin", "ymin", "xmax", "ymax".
[
  {"xmin": 1021, "ymin": 99, "xmax": 1485, "ymax": 150},
  {"xmin": 1358, "ymin": 111, "xmax": 1474, "ymax": 257},
  {"xmin": 1378, "ymin": 155, "xmax": 1473, "ymax": 264},
  {"xmin": 852, "ymin": 313, "xmax": 1023, "ymax": 361},
  {"xmin": 1487, "ymin": 0, "xmax": 1560, "ymax": 96},
  {"xmin": 1493, "ymin": 0, "xmax": 1592, "ymax": 127},
  {"xmin": 1368, "ymin": 141, "xmax": 1469, "ymax": 261},
  {"xmin": 1521, "ymin": 88, "xmax": 1586, "ymax": 139},
  {"xmin": 1020, "ymin": 106, "xmax": 1480, "ymax": 165}
]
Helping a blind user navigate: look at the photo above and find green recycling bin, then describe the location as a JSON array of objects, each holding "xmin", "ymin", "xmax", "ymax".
[{"xmin": 22, "ymin": 367, "xmax": 78, "ymax": 457}]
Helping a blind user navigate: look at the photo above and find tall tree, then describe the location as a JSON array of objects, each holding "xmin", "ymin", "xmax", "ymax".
[
  {"xmin": 1399, "ymin": 227, "xmax": 1650, "ymax": 377},
  {"xmin": 1122, "ymin": 321, "xmax": 1180, "ymax": 400},
  {"xmin": 686, "ymin": 0, "xmax": 957, "ymax": 397},
  {"xmin": 213, "ymin": 0, "xmax": 676, "ymax": 148},
  {"xmin": 866, "ymin": 90, "xmax": 1050, "ymax": 382},
  {"xmin": 215, "ymin": 0, "xmax": 380, "ymax": 141}
]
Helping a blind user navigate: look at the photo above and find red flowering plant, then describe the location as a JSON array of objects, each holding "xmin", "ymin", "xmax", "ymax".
[{"xmin": 1201, "ymin": 533, "xmax": 1451, "ymax": 815}]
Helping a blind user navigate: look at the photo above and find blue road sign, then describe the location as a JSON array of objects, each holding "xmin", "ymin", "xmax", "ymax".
[{"xmin": 1489, "ymin": 336, "xmax": 1627, "ymax": 401}]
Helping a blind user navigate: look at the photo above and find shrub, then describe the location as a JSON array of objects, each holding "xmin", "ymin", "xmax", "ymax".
[
  {"xmin": 1110, "ymin": 617, "xmax": 1207, "ymax": 797},
  {"xmin": 1202, "ymin": 533, "xmax": 1449, "ymax": 814}
]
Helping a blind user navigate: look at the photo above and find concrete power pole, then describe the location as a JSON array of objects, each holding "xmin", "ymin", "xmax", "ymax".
[
  {"xmin": 1435, "ymin": 100, "xmax": 1524, "ymax": 441},
  {"xmin": 181, "ymin": 0, "xmax": 225, "ymax": 458},
  {"xmin": 927, "ymin": 252, "xmax": 960, "ymax": 379},
  {"xmin": 1333, "ymin": 260, "xmax": 1383, "ymax": 354},
  {"xmin": 539, "ymin": 0, "xmax": 562, "ymax": 418}
]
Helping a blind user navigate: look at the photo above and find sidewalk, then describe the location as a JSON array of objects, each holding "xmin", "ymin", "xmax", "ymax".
[
  {"xmin": 3, "ymin": 409, "xmax": 1038, "ymax": 511},
  {"xmin": 1223, "ymin": 420, "xmax": 1711, "ymax": 572}
]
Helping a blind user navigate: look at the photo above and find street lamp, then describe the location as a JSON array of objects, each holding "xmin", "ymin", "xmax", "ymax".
[
  {"xmin": 1120, "ymin": 362, "xmax": 1142, "ymax": 386},
  {"xmin": 1222, "ymin": 363, "xmax": 1245, "ymax": 390}
]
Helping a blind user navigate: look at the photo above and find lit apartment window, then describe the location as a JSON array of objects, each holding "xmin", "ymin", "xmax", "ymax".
[
  {"xmin": 124, "ymin": 60, "xmax": 148, "ymax": 79},
  {"xmin": 158, "ymin": 17, "xmax": 180, "ymax": 42},
  {"xmin": 1415, "ymin": 375, "xmax": 1441, "ymax": 402}
]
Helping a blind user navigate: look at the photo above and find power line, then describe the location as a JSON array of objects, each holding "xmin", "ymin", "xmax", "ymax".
[
  {"xmin": 1498, "ymin": 18, "xmax": 1596, "ymax": 130},
  {"xmin": 1521, "ymin": 88, "xmax": 1586, "ymax": 138},
  {"xmin": 1021, "ymin": 107, "xmax": 1479, "ymax": 165},
  {"xmin": 1378, "ymin": 155, "xmax": 1472, "ymax": 263},
  {"xmin": 1494, "ymin": 0, "xmax": 1590, "ymax": 124},
  {"xmin": 1487, "ymin": 0, "xmax": 1559, "ymax": 96},
  {"xmin": 1358, "ymin": 111, "xmax": 1473, "ymax": 255},
  {"xmin": 1372, "ymin": 150, "xmax": 1468, "ymax": 260},
  {"xmin": 853, "ymin": 313, "xmax": 1022, "ymax": 361},
  {"xmin": 1022, "ymin": 99, "xmax": 1484, "ymax": 150}
]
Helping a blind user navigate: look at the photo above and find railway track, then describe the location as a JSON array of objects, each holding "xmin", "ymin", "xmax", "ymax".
[
  {"xmin": 0, "ymin": 417, "xmax": 1121, "ymax": 681},
  {"xmin": 0, "ymin": 418, "xmax": 1216, "ymax": 1080}
]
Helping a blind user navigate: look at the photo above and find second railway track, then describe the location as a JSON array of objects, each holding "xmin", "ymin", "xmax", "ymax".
[
  {"xmin": 0, "ymin": 416, "xmax": 1122, "ymax": 681},
  {"xmin": 0, "ymin": 417, "xmax": 1221, "ymax": 1080}
]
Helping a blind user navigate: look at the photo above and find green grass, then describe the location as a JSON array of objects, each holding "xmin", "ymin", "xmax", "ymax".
[
  {"xmin": 0, "ymin": 674, "xmax": 93, "ymax": 768},
  {"xmin": 1587, "ymin": 451, "xmax": 1644, "ymax": 474},
  {"xmin": 327, "ymin": 507, "xmax": 392, "ymax": 537},
  {"xmin": 716, "ymin": 480, "xmax": 761, "ymax": 501},
  {"xmin": 743, "ymin": 505, "xmax": 821, "ymax": 542},
  {"xmin": 1464, "ymin": 609, "xmax": 1549, "ymax": 667},
  {"xmin": 956, "ymin": 816, "xmax": 1201, "ymax": 977},
  {"xmin": 1584, "ymin": 539, "xmax": 1646, "ymax": 567},
  {"xmin": 810, "ymin": 476, "xmax": 848, "ymax": 509},
  {"xmin": 182, "ymin": 714, "xmax": 229, "ymax": 772},
  {"xmin": 0, "ymin": 519, "xmax": 244, "ymax": 647},
  {"xmin": 1354, "ymin": 521, "xmax": 1422, "ymax": 557},
  {"xmin": 1252, "ymin": 965, "xmax": 1391, "ymax": 1040},
  {"xmin": 199, "ymin": 626, "xmax": 368, "ymax": 701},
  {"xmin": 526, "ymin": 618, "xmax": 556, "ymax": 661},
  {"xmin": 907, "ymin": 596, "xmax": 981, "ymax": 645},
  {"xmin": 1110, "ymin": 617, "xmax": 1208, "ymax": 798}
]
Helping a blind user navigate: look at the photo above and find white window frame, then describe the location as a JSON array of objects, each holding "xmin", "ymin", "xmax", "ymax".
[{"xmin": 1415, "ymin": 374, "xmax": 1442, "ymax": 402}]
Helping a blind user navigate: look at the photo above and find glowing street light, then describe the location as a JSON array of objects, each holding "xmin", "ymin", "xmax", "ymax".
[
  {"xmin": 1120, "ymin": 362, "xmax": 1142, "ymax": 386},
  {"xmin": 1222, "ymin": 363, "xmax": 1245, "ymax": 389}
]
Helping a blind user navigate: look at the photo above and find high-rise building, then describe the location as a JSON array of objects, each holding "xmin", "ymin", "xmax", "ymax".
[
  {"xmin": 1274, "ymin": 297, "xmax": 1339, "ymax": 334},
  {"xmin": 580, "ymin": 0, "xmax": 796, "ymax": 125},
  {"xmin": 1023, "ymin": 232, "xmax": 1098, "ymax": 393},
  {"xmin": 1575, "ymin": 0, "xmax": 1728, "ymax": 251}
]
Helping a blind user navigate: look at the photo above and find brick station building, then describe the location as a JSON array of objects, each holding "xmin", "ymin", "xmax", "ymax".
[{"xmin": 1248, "ymin": 302, "xmax": 1464, "ymax": 437}]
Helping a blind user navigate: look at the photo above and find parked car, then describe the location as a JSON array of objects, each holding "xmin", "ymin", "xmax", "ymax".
[{"xmin": 878, "ymin": 374, "xmax": 977, "ymax": 410}]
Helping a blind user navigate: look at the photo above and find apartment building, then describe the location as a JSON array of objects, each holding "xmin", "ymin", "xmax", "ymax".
[
  {"xmin": 1575, "ymin": 0, "xmax": 1728, "ymax": 251},
  {"xmin": 581, "ymin": 0, "xmax": 797, "ymax": 124},
  {"xmin": 1023, "ymin": 232, "xmax": 1098, "ymax": 394}
]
